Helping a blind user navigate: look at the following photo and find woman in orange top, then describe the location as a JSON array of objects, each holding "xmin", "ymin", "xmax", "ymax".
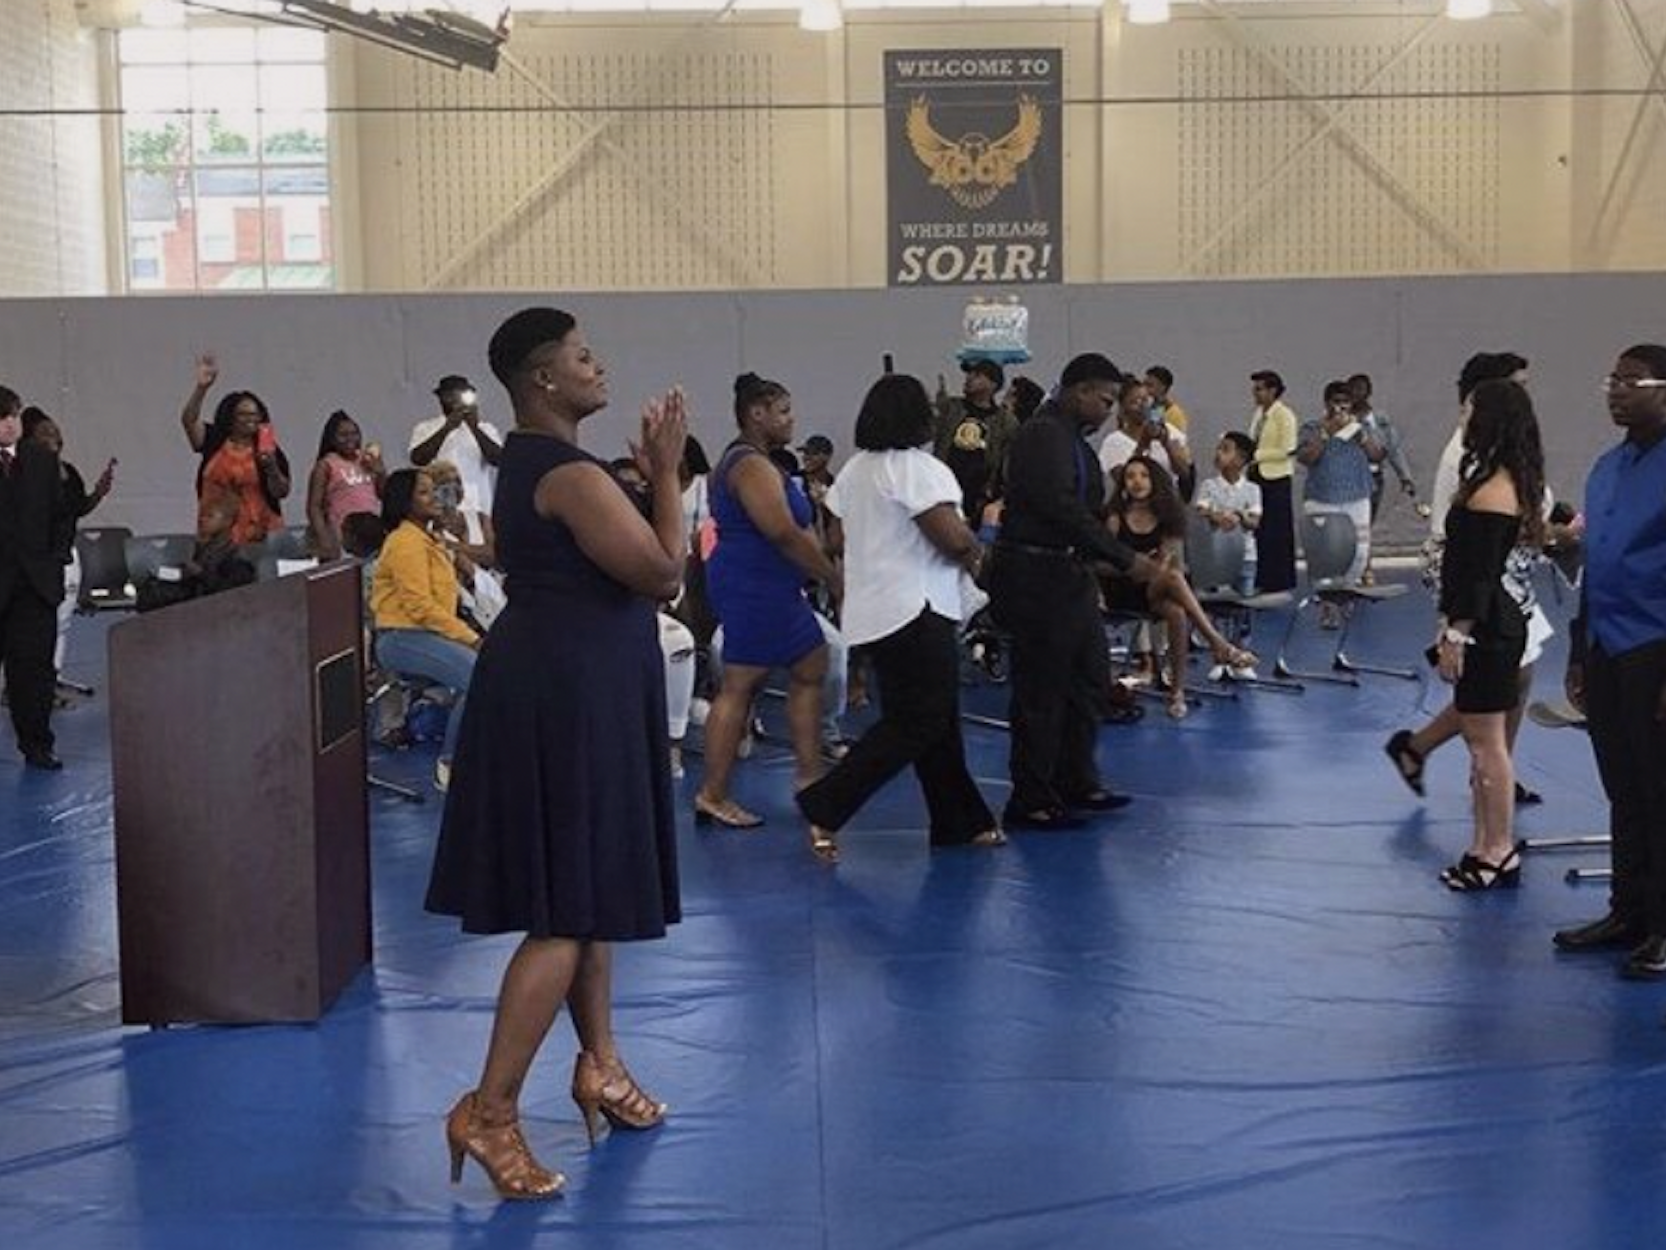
[
  {"xmin": 371, "ymin": 468, "xmax": 482, "ymax": 790},
  {"xmin": 180, "ymin": 353, "xmax": 290, "ymax": 545}
]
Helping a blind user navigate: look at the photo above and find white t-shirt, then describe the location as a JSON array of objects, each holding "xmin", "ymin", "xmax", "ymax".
[
  {"xmin": 409, "ymin": 416, "xmax": 504, "ymax": 516},
  {"xmin": 1196, "ymin": 474, "xmax": 1263, "ymax": 562},
  {"xmin": 1098, "ymin": 423, "xmax": 1188, "ymax": 480},
  {"xmin": 824, "ymin": 449, "xmax": 964, "ymax": 647},
  {"xmin": 1430, "ymin": 426, "xmax": 1464, "ymax": 538}
]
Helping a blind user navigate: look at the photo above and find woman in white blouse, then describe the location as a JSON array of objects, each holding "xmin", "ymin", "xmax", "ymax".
[{"xmin": 793, "ymin": 375, "xmax": 1004, "ymax": 864}]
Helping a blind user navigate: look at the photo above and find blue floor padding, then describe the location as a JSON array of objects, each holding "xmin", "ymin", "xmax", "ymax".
[{"xmin": 3, "ymin": 579, "xmax": 1665, "ymax": 1249}]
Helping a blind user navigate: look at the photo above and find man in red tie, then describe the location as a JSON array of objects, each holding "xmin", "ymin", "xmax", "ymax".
[{"xmin": 0, "ymin": 384, "xmax": 71, "ymax": 770}]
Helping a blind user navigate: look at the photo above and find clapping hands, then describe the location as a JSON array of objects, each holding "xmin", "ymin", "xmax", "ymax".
[{"xmin": 633, "ymin": 386, "xmax": 689, "ymax": 483}]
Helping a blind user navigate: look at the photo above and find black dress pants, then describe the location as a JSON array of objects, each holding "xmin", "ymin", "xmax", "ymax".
[
  {"xmin": 987, "ymin": 548, "xmax": 1108, "ymax": 815},
  {"xmin": 0, "ymin": 575, "xmax": 58, "ymax": 757},
  {"xmin": 797, "ymin": 609, "xmax": 994, "ymax": 845},
  {"xmin": 1254, "ymin": 475, "xmax": 1296, "ymax": 593},
  {"xmin": 1585, "ymin": 641, "xmax": 1666, "ymax": 934}
]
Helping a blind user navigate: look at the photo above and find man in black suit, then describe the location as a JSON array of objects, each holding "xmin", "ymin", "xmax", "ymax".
[{"xmin": 0, "ymin": 384, "xmax": 71, "ymax": 770}]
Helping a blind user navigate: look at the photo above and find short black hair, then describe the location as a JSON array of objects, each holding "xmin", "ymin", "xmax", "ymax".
[
  {"xmin": 1220, "ymin": 431, "xmax": 1256, "ymax": 463},
  {"xmin": 0, "ymin": 385, "xmax": 19, "ymax": 417},
  {"xmin": 20, "ymin": 405, "xmax": 53, "ymax": 437},
  {"xmin": 1458, "ymin": 351, "xmax": 1529, "ymax": 403},
  {"xmin": 1251, "ymin": 370, "xmax": 1285, "ymax": 397},
  {"xmin": 488, "ymin": 307, "xmax": 577, "ymax": 389},
  {"xmin": 734, "ymin": 372, "xmax": 789, "ymax": 424},
  {"xmin": 381, "ymin": 468, "xmax": 425, "ymax": 529},
  {"xmin": 1009, "ymin": 376, "xmax": 1046, "ymax": 423},
  {"xmin": 1145, "ymin": 365, "xmax": 1174, "ymax": 389},
  {"xmin": 1620, "ymin": 343, "xmax": 1666, "ymax": 380},
  {"xmin": 1323, "ymin": 379, "xmax": 1352, "ymax": 405},
  {"xmin": 854, "ymin": 374, "xmax": 934, "ymax": 451},
  {"xmin": 1059, "ymin": 353, "xmax": 1123, "ymax": 391}
]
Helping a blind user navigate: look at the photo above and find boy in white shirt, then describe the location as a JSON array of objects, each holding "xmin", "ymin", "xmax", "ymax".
[{"xmin": 1195, "ymin": 431, "xmax": 1263, "ymax": 594}]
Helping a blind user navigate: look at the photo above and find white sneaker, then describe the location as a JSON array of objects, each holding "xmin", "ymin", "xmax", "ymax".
[
  {"xmin": 1230, "ymin": 665, "xmax": 1259, "ymax": 681},
  {"xmin": 1207, "ymin": 664, "xmax": 1228, "ymax": 682},
  {"xmin": 669, "ymin": 745, "xmax": 685, "ymax": 780}
]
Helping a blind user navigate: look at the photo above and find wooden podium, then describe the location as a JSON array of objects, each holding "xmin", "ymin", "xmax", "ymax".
[{"xmin": 110, "ymin": 562, "xmax": 371, "ymax": 1025}]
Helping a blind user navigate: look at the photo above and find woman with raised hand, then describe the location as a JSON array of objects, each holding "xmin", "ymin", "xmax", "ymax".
[
  {"xmin": 426, "ymin": 308, "xmax": 685, "ymax": 1202},
  {"xmin": 180, "ymin": 353, "xmax": 290, "ymax": 544}
]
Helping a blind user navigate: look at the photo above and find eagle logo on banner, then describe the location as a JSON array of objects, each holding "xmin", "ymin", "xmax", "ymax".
[{"xmin": 906, "ymin": 94, "xmax": 1043, "ymax": 210}]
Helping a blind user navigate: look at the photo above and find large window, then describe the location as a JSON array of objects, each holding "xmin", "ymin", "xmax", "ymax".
[{"xmin": 119, "ymin": 26, "xmax": 333, "ymax": 292}]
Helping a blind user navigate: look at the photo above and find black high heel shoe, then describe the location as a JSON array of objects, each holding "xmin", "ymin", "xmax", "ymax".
[
  {"xmin": 1441, "ymin": 846, "xmax": 1523, "ymax": 892},
  {"xmin": 1384, "ymin": 730, "xmax": 1426, "ymax": 797}
]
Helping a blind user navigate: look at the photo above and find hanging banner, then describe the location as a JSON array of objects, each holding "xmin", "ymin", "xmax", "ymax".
[{"xmin": 885, "ymin": 48, "xmax": 1063, "ymax": 287}]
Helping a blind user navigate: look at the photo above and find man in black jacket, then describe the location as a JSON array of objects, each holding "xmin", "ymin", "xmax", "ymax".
[
  {"xmin": 0, "ymin": 384, "xmax": 71, "ymax": 770},
  {"xmin": 986, "ymin": 354, "xmax": 1158, "ymax": 828}
]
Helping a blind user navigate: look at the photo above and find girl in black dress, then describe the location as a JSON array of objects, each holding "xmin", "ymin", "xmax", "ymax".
[
  {"xmin": 1104, "ymin": 455, "xmax": 1254, "ymax": 719},
  {"xmin": 428, "ymin": 308, "xmax": 688, "ymax": 1200},
  {"xmin": 1434, "ymin": 379, "xmax": 1545, "ymax": 892}
]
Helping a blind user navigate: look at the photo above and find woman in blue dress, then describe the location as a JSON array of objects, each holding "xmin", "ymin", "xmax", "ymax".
[
  {"xmin": 694, "ymin": 373, "xmax": 841, "ymax": 830},
  {"xmin": 427, "ymin": 307, "xmax": 687, "ymax": 1201}
]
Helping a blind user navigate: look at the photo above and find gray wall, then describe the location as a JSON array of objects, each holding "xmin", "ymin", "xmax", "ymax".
[{"xmin": 2, "ymin": 273, "xmax": 1661, "ymax": 543}]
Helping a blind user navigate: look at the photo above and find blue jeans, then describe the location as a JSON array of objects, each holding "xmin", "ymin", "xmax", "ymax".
[{"xmin": 376, "ymin": 629, "xmax": 476, "ymax": 763}]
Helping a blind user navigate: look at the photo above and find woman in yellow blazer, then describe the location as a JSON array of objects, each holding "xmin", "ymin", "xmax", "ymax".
[
  {"xmin": 1248, "ymin": 369, "xmax": 1299, "ymax": 592},
  {"xmin": 372, "ymin": 468, "xmax": 482, "ymax": 790}
]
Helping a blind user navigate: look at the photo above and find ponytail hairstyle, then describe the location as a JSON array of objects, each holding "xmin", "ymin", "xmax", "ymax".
[{"xmin": 733, "ymin": 372, "xmax": 789, "ymax": 425}]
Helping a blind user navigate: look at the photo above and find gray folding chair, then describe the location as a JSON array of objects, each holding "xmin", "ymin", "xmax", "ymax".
[
  {"xmin": 1275, "ymin": 511, "xmax": 1415, "ymax": 685},
  {"xmin": 1184, "ymin": 514, "xmax": 1301, "ymax": 694}
]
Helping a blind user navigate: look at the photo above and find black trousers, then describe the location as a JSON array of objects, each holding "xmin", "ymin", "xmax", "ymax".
[
  {"xmin": 1586, "ymin": 641, "xmax": 1666, "ymax": 934},
  {"xmin": 797, "ymin": 609, "xmax": 993, "ymax": 845},
  {"xmin": 1254, "ymin": 475, "xmax": 1296, "ymax": 592},
  {"xmin": 0, "ymin": 575, "xmax": 58, "ymax": 756},
  {"xmin": 986, "ymin": 548, "xmax": 1107, "ymax": 814}
]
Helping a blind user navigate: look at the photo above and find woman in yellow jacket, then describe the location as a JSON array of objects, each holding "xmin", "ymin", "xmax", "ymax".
[
  {"xmin": 372, "ymin": 468, "xmax": 482, "ymax": 790},
  {"xmin": 1248, "ymin": 369, "xmax": 1299, "ymax": 592}
]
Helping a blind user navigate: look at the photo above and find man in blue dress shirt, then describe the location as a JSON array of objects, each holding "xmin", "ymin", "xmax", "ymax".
[{"xmin": 1554, "ymin": 344, "xmax": 1666, "ymax": 980}]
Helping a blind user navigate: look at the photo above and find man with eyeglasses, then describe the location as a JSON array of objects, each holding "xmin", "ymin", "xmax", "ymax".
[{"xmin": 1554, "ymin": 344, "xmax": 1666, "ymax": 985}]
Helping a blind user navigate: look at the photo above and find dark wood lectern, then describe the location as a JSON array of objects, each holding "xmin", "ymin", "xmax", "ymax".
[{"xmin": 110, "ymin": 562, "xmax": 371, "ymax": 1025}]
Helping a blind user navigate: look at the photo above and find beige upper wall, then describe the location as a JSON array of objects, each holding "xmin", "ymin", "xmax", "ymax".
[
  {"xmin": 3, "ymin": 2, "xmax": 1665, "ymax": 297},
  {"xmin": 338, "ymin": 1, "xmax": 1666, "ymax": 293}
]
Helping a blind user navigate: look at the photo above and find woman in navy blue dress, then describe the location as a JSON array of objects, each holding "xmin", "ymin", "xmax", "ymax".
[
  {"xmin": 694, "ymin": 373, "xmax": 841, "ymax": 829},
  {"xmin": 427, "ymin": 308, "xmax": 687, "ymax": 1201}
]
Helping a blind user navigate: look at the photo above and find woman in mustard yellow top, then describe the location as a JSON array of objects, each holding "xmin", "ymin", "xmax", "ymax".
[
  {"xmin": 372, "ymin": 468, "xmax": 482, "ymax": 789},
  {"xmin": 1248, "ymin": 369, "xmax": 1299, "ymax": 592}
]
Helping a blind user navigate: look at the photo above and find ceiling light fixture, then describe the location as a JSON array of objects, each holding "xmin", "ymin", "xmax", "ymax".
[
  {"xmin": 799, "ymin": 0, "xmax": 843, "ymax": 32},
  {"xmin": 1126, "ymin": 0, "xmax": 1171, "ymax": 26}
]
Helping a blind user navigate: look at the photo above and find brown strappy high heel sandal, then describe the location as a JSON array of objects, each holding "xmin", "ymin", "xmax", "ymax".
[
  {"xmin": 571, "ymin": 1051, "xmax": 669, "ymax": 1147},
  {"xmin": 445, "ymin": 1092, "xmax": 566, "ymax": 1201}
]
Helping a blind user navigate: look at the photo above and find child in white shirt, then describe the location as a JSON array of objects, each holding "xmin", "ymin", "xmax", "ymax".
[{"xmin": 1195, "ymin": 431, "xmax": 1263, "ymax": 594}]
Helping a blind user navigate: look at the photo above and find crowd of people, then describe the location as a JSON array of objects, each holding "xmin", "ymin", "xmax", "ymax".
[{"xmin": 5, "ymin": 319, "xmax": 1666, "ymax": 1201}]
